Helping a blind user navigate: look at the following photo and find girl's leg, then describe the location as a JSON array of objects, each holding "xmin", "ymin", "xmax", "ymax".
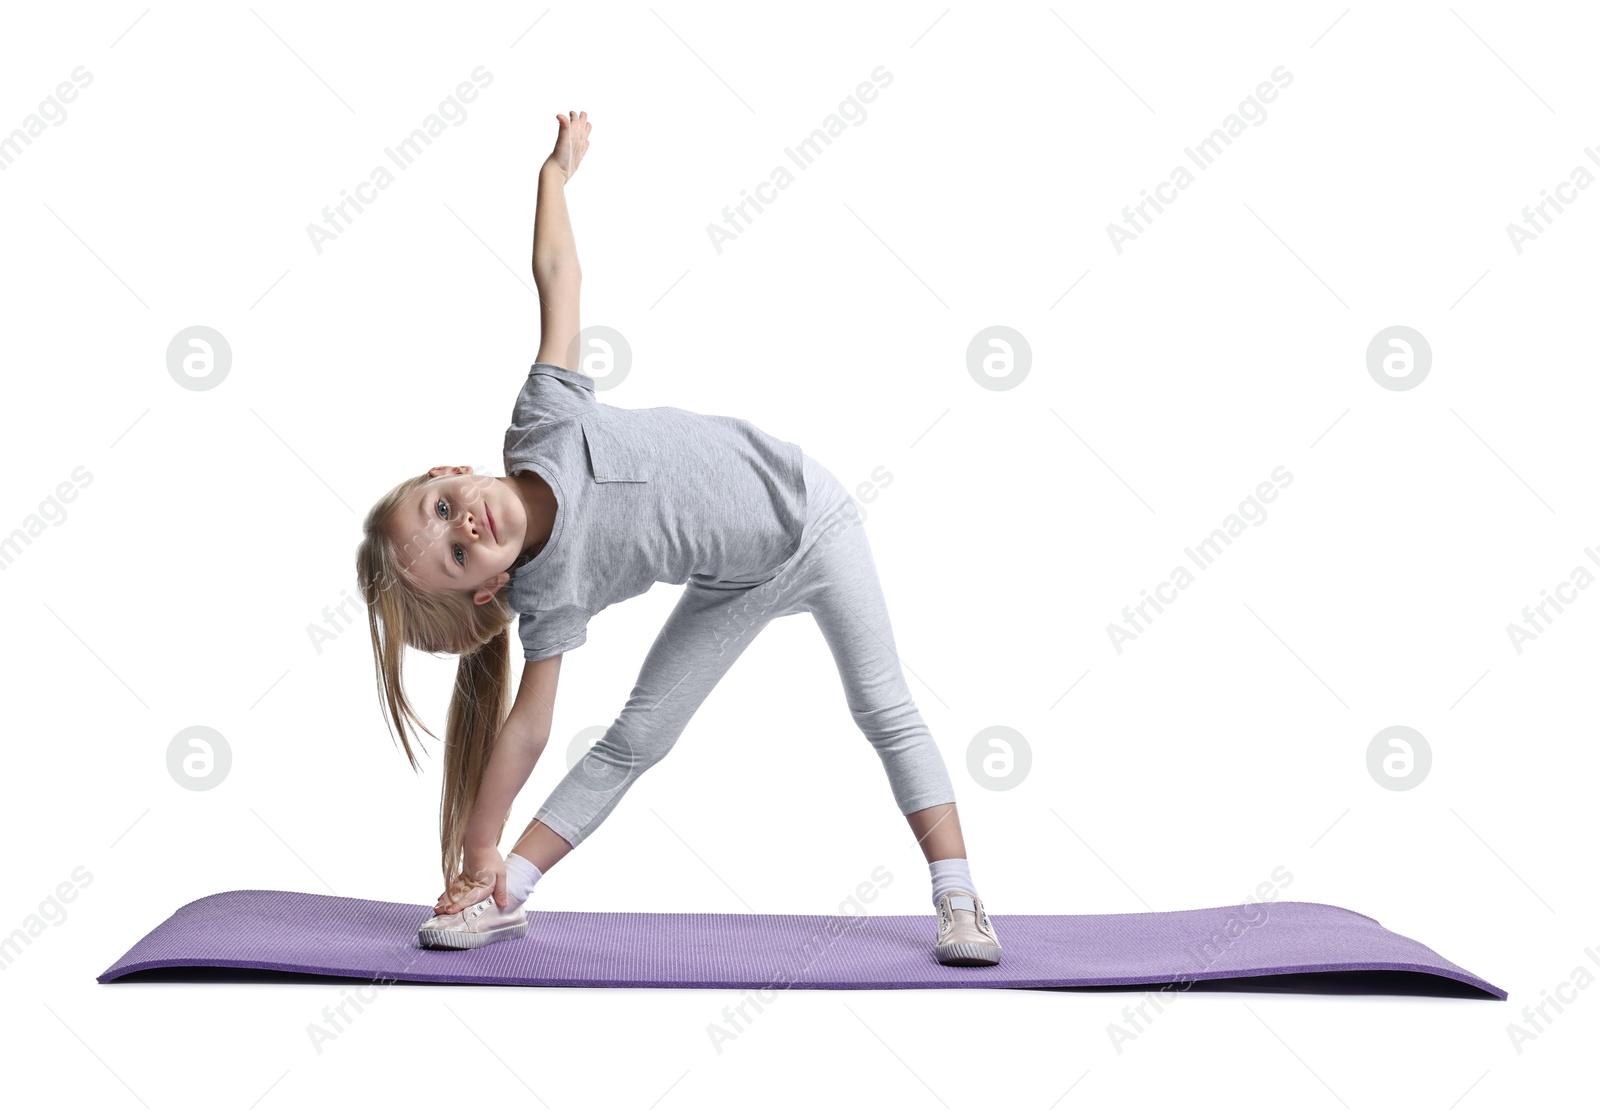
[
  {"xmin": 517, "ymin": 574, "xmax": 787, "ymax": 857},
  {"xmin": 906, "ymin": 801, "xmax": 966, "ymax": 863},
  {"xmin": 509, "ymin": 817, "xmax": 574, "ymax": 875},
  {"xmin": 783, "ymin": 457, "xmax": 969, "ymax": 863},
  {"xmin": 779, "ymin": 471, "xmax": 999, "ymax": 962}
]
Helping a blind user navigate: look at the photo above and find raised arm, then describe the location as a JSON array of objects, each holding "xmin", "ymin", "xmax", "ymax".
[{"xmin": 533, "ymin": 110, "xmax": 589, "ymax": 369}]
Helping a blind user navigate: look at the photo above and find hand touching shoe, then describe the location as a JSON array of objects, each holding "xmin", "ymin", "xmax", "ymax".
[
  {"xmin": 417, "ymin": 894, "xmax": 529, "ymax": 950},
  {"xmin": 434, "ymin": 847, "xmax": 507, "ymax": 915}
]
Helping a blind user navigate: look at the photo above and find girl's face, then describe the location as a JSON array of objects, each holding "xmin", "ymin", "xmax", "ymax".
[{"xmin": 392, "ymin": 467, "xmax": 527, "ymax": 602}]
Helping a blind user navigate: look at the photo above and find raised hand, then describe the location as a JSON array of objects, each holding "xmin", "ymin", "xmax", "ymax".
[{"xmin": 547, "ymin": 109, "xmax": 591, "ymax": 183}]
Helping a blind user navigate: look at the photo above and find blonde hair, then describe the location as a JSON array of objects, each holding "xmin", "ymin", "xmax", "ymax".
[{"xmin": 355, "ymin": 470, "xmax": 516, "ymax": 893}]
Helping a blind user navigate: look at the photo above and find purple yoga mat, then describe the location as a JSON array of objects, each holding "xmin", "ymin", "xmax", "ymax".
[{"xmin": 96, "ymin": 889, "xmax": 1505, "ymax": 998}]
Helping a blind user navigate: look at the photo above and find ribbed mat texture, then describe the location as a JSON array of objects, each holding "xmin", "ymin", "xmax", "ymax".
[{"xmin": 96, "ymin": 890, "xmax": 1504, "ymax": 998}]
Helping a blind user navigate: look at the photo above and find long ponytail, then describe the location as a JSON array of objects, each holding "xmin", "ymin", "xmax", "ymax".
[
  {"xmin": 440, "ymin": 625, "xmax": 515, "ymax": 885},
  {"xmin": 356, "ymin": 471, "xmax": 517, "ymax": 891}
]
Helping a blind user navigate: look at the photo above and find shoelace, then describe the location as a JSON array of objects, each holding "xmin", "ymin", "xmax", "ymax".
[{"xmin": 938, "ymin": 894, "xmax": 995, "ymax": 942}]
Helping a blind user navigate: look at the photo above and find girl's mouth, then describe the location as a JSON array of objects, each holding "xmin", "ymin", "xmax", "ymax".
[{"xmin": 485, "ymin": 504, "xmax": 497, "ymax": 543}]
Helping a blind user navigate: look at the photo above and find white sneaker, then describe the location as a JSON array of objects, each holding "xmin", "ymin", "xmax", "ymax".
[
  {"xmin": 417, "ymin": 896, "xmax": 529, "ymax": 950},
  {"xmin": 933, "ymin": 890, "xmax": 1001, "ymax": 966}
]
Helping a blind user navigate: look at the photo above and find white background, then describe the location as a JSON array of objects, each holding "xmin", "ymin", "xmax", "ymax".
[{"xmin": 2, "ymin": 1, "xmax": 1593, "ymax": 1113}]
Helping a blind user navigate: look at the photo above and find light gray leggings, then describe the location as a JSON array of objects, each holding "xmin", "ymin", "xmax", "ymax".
[{"xmin": 531, "ymin": 451, "xmax": 959, "ymax": 849}]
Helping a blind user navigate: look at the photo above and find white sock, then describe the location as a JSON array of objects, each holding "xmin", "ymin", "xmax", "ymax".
[
  {"xmin": 504, "ymin": 852, "xmax": 543, "ymax": 906},
  {"xmin": 929, "ymin": 857, "xmax": 976, "ymax": 911}
]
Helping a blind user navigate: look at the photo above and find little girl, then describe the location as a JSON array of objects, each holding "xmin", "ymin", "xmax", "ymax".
[{"xmin": 356, "ymin": 111, "xmax": 1000, "ymax": 967}]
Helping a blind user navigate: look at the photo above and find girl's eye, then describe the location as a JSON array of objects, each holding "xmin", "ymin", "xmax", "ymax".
[{"xmin": 436, "ymin": 498, "xmax": 465, "ymax": 566}]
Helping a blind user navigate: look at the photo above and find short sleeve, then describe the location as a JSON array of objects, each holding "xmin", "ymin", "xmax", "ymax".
[
  {"xmin": 518, "ymin": 364, "xmax": 596, "ymax": 425},
  {"xmin": 532, "ymin": 361, "xmax": 585, "ymax": 378},
  {"xmin": 505, "ymin": 365, "xmax": 598, "ymax": 472},
  {"xmin": 519, "ymin": 605, "xmax": 589, "ymax": 661}
]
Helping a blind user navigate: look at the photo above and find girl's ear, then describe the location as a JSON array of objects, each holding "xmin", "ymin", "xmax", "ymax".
[{"xmin": 473, "ymin": 572, "xmax": 511, "ymax": 606}]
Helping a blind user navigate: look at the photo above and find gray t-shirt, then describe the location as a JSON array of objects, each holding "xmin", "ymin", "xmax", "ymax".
[{"xmin": 502, "ymin": 362, "xmax": 808, "ymax": 660}]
